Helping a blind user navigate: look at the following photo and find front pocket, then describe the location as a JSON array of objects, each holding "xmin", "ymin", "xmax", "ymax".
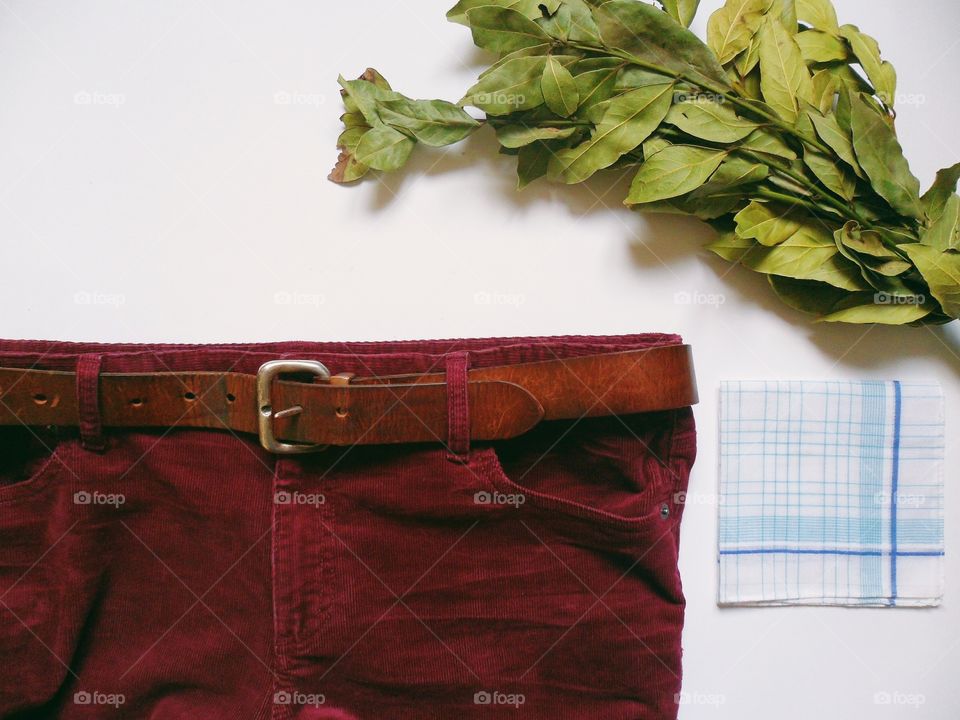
[
  {"xmin": 0, "ymin": 434, "xmax": 75, "ymax": 714},
  {"xmin": 474, "ymin": 411, "xmax": 682, "ymax": 535},
  {"xmin": 0, "ymin": 427, "xmax": 65, "ymax": 503}
]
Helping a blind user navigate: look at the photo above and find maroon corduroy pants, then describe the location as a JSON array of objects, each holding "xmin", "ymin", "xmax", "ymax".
[{"xmin": 0, "ymin": 335, "xmax": 696, "ymax": 719}]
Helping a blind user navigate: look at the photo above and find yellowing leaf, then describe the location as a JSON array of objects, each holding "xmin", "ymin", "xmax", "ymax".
[
  {"xmin": 810, "ymin": 69, "xmax": 840, "ymax": 114},
  {"xmin": 549, "ymin": 83, "xmax": 674, "ymax": 183},
  {"xmin": 901, "ymin": 244, "xmax": 960, "ymax": 318},
  {"xmin": 922, "ymin": 162, "xmax": 960, "ymax": 221},
  {"xmin": 706, "ymin": 230, "xmax": 757, "ymax": 262},
  {"xmin": 735, "ymin": 201, "xmax": 806, "ymax": 246},
  {"xmin": 796, "ymin": 0, "xmax": 840, "ymax": 32},
  {"xmin": 808, "ymin": 111, "xmax": 862, "ymax": 176},
  {"xmin": 922, "ymin": 194, "xmax": 960, "ymax": 252},
  {"xmin": 840, "ymin": 24, "xmax": 897, "ymax": 107},
  {"xmin": 758, "ymin": 16, "xmax": 814, "ymax": 122},
  {"xmin": 707, "ymin": 0, "xmax": 773, "ymax": 65},
  {"xmin": 660, "ymin": 0, "xmax": 701, "ymax": 28},
  {"xmin": 795, "ymin": 29, "xmax": 848, "ymax": 64},
  {"xmin": 804, "ymin": 149, "xmax": 856, "ymax": 200},
  {"xmin": 820, "ymin": 300, "xmax": 931, "ymax": 324},
  {"xmin": 741, "ymin": 227, "xmax": 869, "ymax": 290}
]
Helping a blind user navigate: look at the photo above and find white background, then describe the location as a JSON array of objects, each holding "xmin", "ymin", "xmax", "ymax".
[{"xmin": 1, "ymin": 0, "xmax": 957, "ymax": 717}]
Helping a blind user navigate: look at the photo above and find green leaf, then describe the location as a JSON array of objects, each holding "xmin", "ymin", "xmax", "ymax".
[
  {"xmin": 643, "ymin": 136, "xmax": 672, "ymax": 159},
  {"xmin": 819, "ymin": 299, "xmax": 932, "ymax": 324},
  {"xmin": 462, "ymin": 56, "xmax": 547, "ymax": 115},
  {"xmin": 740, "ymin": 227, "xmax": 868, "ymax": 290},
  {"xmin": 338, "ymin": 75, "xmax": 402, "ymax": 127},
  {"xmin": 541, "ymin": 56, "xmax": 580, "ymax": 117},
  {"xmin": 795, "ymin": 29, "xmax": 848, "ymax": 63},
  {"xmin": 741, "ymin": 128, "xmax": 798, "ymax": 161},
  {"xmin": 695, "ymin": 156, "xmax": 769, "ymax": 194},
  {"xmin": 769, "ymin": 275, "xmax": 849, "ymax": 316},
  {"xmin": 707, "ymin": 0, "xmax": 774, "ymax": 65},
  {"xmin": 549, "ymin": 83, "xmax": 674, "ymax": 184},
  {"xmin": 840, "ymin": 25, "xmax": 897, "ymax": 107},
  {"xmin": 810, "ymin": 69, "xmax": 840, "ymax": 114},
  {"xmin": 849, "ymin": 92, "xmax": 924, "ymax": 220},
  {"xmin": 796, "ymin": 0, "xmax": 840, "ymax": 32},
  {"xmin": 496, "ymin": 123, "xmax": 577, "ymax": 148},
  {"xmin": 706, "ymin": 229, "xmax": 757, "ymax": 261},
  {"xmin": 921, "ymin": 194, "xmax": 960, "ymax": 252},
  {"xmin": 354, "ymin": 125, "xmax": 415, "ymax": 171},
  {"xmin": 615, "ymin": 67, "xmax": 679, "ymax": 93},
  {"xmin": 477, "ymin": 44, "xmax": 551, "ymax": 80},
  {"xmin": 595, "ymin": 0, "xmax": 730, "ymax": 88},
  {"xmin": 921, "ymin": 162, "xmax": 960, "ymax": 221},
  {"xmin": 665, "ymin": 100, "xmax": 759, "ymax": 143},
  {"xmin": 447, "ymin": 0, "xmax": 544, "ymax": 26},
  {"xmin": 900, "ymin": 244, "xmax": 960, "ymax": 318},
  {"xmin": 378, "ymin": 98, "xmax": 480, "ymax": 147},
  {"xmin": 337, "ymin": 127, "xmax": 367, "ymax": 153},
  {"xmin": 546, "ymin": 0, "xmax": 601, "ymax": 43},
  {"xmin": 516, "ymin": 141, "xmax": 552, "ymax": 188},
  {"xmin": 804, "ymin": 149, "xmax": 856, "ymax": 201},
  {"xmin": 834, "ymin": 221, "xmax": 912, "ymax": 278},
  {"xmin": 574, "ymin": 65, "xmax": 622, "ymax": 111},
  {"xmin": 735, "ymin": 201, "xmax": 806, "ymax": 246},
  {"xmin": 807, "ymin": 111, "xmax": 862, "ymax": 176},
  {"xmin": 626, "ymin": 145, "xmax": 728, "ymax": 204},
  {"xmin": 465, "ymin": 6, "xmax": 549, "ymax": 54},
  {"xmin": 660, "ymin": 0, "xmax": 701, "ymax": 28},
  {"xmin": 758, "ymin": 16, "xmax": 814, "ymax": 122},
  {"xmin": 835, "ymin": 221, "xmax": 897, "ymax": 258},
  {"xmin": 340, "ymin": 112, "xmax": 367, "ymax": 129},
  {"xmin": 652, "ymin": 193, "xmax": 741, "ymax": 219}
]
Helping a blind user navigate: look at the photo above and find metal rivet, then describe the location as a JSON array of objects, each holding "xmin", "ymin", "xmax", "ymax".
[{"xmin": 660, "ymin": 503, "xmax": 670, "ymax": 520}]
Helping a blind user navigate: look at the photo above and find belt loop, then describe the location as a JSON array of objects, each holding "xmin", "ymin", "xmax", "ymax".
[
  {"xmin": 76, "ymin": 354, "xmax": 107, "ymax": 452},
  {"xmin": 445, "ymin": 351, "xmax": 471, "ymax": 457}
]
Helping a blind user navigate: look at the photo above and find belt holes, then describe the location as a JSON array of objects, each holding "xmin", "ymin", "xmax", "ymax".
[
  {"xmin": 33, "ymin": 393, "xmax": 48, "ymax": 405},
  {"xmin": 183, "ymin": 391, "xmax": 197, "ymax": 401},
  {"xmin": 130, "ymin": 397, "xmax": 144, "ymax": 408},
  {"xmin": 335, "ymin": 406, "xmax": 348, "ymax": 419},
  {"xmin": 226, "ymin": 392, "xmax": 236, "ymax": 403}
]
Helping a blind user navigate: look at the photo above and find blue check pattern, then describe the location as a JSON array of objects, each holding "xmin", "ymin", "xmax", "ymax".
[{"xmin": 718, "ymin": 381, "xmax": 944, "ymax": 607}]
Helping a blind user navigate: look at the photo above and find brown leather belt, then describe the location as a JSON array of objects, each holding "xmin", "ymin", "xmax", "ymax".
[{"xmin": 0, "ymin": 345, "xmax": 697, "ymax": 453}]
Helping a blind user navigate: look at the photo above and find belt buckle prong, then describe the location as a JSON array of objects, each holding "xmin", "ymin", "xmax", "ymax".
[{"xmin": 256, "ymin": 360, "xmax": 330, "ymax": 454}]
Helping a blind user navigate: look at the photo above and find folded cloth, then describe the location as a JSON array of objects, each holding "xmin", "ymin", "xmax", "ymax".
[{"xmin": 718, "ymin": 381, "xmax": 944, "ymax": 607}]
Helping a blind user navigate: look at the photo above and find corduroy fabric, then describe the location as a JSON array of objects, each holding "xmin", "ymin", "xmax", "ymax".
[{"xmin": 0, "ymin": 335, "xmax": 696, "ymax": 720}]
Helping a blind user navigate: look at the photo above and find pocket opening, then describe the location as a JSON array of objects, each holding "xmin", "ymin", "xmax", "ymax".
[{"xmin": 473, "ymin": 413, "xmax": 681, "ymax": 530}]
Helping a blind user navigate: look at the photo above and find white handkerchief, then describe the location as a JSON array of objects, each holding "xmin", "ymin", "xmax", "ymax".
[{"xmin": 718, "ymin": 381, "xmax": 944, "ymax": 607}]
